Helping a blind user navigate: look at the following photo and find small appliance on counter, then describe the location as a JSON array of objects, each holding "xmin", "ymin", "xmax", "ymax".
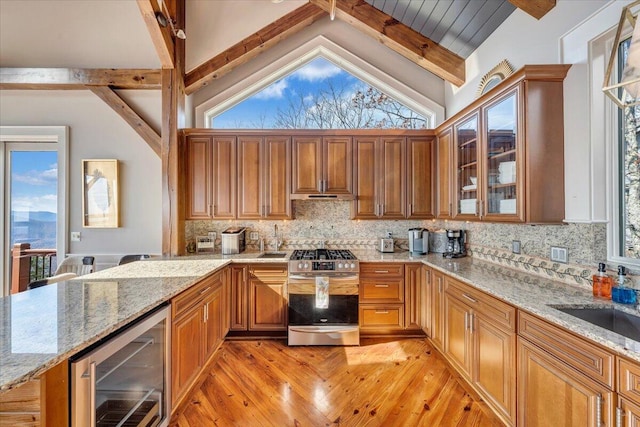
[
  {"xmin": 408, "ymin": 228, "xmax": 429, "ymax": 255},
  {"xmin": 221, "ymin": 227, "xmax": 246, "ymax": 254},
  {"xmin": 443, "ymin": 229, "xmax": 467, "ymax": 258},
  {"xmin": 377, "ymin": 231, "xmax": 395, "ymax": 253},
  {"xmin": 429, "ymin": 229, "xmax": 448, "ymax": 253}
]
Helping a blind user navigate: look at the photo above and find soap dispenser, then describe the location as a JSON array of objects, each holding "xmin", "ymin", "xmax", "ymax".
[
  {"xmin": 612, "ymin": 265, "xmax": 636, "ymax": 304},
  {"xmin": 592, "ymin": 262, "xmax": 612, "ymax": 299}
]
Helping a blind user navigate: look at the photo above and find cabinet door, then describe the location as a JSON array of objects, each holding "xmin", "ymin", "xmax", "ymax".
[
  {"xmin": 443, "ymin": 294, "xmax": 472, "ymax": 378},
  {"xmin": 292, "ymin": 136, "xmax": 322, "ymax": 194},
  {"xmin": 517, "ymin": 337, "xmax": 614, "ymax": 427},
  {"xmin": 249, "ymin": 276, "xmax": 287, "ymax": 331},
  {"xmin": 264, "ymin": 136, "xmax": 291, "ymax": 219},
  {"xmin": 406, "ymin": 136, "xmax": 435, "ymax": 219},
  {"xmin": 404, "ymin": 264, "xmax": 422, "ymax": 330},
  {"xmin": 212, "ymin": 136, "xmax": 237, "ymax": 219},
  {"xmin": 436, "ymin": 127, "xmax": 453, "ymax": 218},
  {"xmin": 230, "ymin": 265, "xmax": 248, "ymax": 331},
  {"xmin": 203, "ymin": 286, "xmax": 222, "ymax": 363},
  {"xmin": 431, "ymin": 270, "xmax": 445, "ymax": 350},
  {"xmin": 221, "ymin": 267, "xmax": 231, "ymax": 336},
  {"xmin": 323, "ymin": 136, "xmax": 352, "ymax": 194},
  {"xmin": 473, "ymin": 314, "xmax": 516, "ymax": 423},
  {"xmin": 185, "ymin": 136, "xmax": 212, "ymax": 219},
  {"xmin": 453, "ymin": 112, "xmax": 480, "ymax": 219},
  {"xmin": 237, "ymin": 136, "xmax": 263, "ymax": 219},
  {"xmin": 421, "ymin": 267, "xmax": 432, "ymax": 336},
  {"xmin": 619, "ymin": 397, "xmax": 640, "ymax": 427},
  {"xmin": 352, "ymin": 136, "xmax": 378, "ymax": 219},
  {"xmin": 379, "ymin": 137, "xmax": 406, "ymax": 218},
  {"xmin": 172, "ymin": 305, "xmax": 204, "ymax": 405},
  {"xmin": 482, "ymin": 89, "xmax": 524, "ymax": 222}
]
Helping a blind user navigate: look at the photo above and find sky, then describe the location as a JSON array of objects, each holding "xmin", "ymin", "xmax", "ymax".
[
  {"xmin": 10, "ymin": 150, "xmax": 58, "ymax": 214},
  {"xmin": 213, "ymin": 57, "xmax": 355, "ymax": 128}
]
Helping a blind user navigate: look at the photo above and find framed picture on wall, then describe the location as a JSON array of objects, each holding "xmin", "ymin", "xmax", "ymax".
[{"xmin": 82, "ymin": 159, "xmax": 119, "ymax": 228}]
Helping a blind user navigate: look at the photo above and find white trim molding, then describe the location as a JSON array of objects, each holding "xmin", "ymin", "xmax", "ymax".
[{"xmin": 195, "ymin": 36, "xmax": 444, "ymax": 128}]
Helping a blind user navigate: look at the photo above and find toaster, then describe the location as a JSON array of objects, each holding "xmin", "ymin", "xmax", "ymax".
[
  {"xmin": 221, "ymin": 227, "xmax": 246, "ymax": 254},
  {"xmin": 377, "ymin": 237, "xmax": 394, "ymax": 253}
]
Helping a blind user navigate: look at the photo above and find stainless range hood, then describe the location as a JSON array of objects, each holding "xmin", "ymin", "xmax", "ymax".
[{"xmin": 290, "ymin": 193, "xmax": 355, "ymax": 200}]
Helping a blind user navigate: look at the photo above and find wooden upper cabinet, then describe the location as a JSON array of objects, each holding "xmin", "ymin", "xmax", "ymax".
[
  {"xmin": 185, "ymin": 136, "xmax": 212, "ymax": 219},
  {"xmin": 264, "ymin": 136, "xmax": 291, "ymax": 219},
  {"xmin": 291, "ymin": 135, "xmax": 352, "ymax": 196},
  {"xmin": 436, "ymin": 127, "xmax": 453, "ymax": 219},
  {"xmin": 237, "ymin": 136, "xmax": 263, "ymax": 219},
  {"xmin": 352, "ymin": 136, "xmax": 406, "ymax": 219},
  {"xmin": 442, "ymin": 65, "xmax": 569, "ymax": 223},
  {"xmin": 406, "ymin": 136, "xmax": 435, "ymax": 219},
  {"xmin": 185, "ymin": 135, "xmax": 236, "ymax": 220},
  {"xmin": 212, "ymin": 136, "xmax": 237, "ymax": 219}
]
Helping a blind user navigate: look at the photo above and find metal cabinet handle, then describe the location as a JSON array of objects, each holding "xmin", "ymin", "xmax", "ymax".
[
  {"xmin": 595, "ymin": 395, "xmax": 602, "ymax": 427},
  {"xmin": 469, "ymin": 313, "xmax": 474, "ymax": 333},
  {"xmin": 374, "ymin": 284, "xmax": 390, "ymax": 288},
  {"xmin": 318, "ymin": 180, "xmax": 323, "ymax": 193},
  {"xmin": 464, "ymin": 312, "xmax": 469, "ymax": 330},
  {"xmin": 616, "ymin": 406, "xmax": 623, "ymax": 427},
  {"xmin": 199, "ymin": 286, "xmax": 212, "ymax": 295},
  {"xmin": 209, "ymin": 204, "xmax": 212, "ymax": 217},
  {"xmin": 375, "ymin": 310, "xmax": 389, "ymax": 314},
  {"xmin": 374, "ymin": 270, "xmax": 389, "ymax": 274},
  {"xmin": 438, "ymin": 278, "xmax": 443, "ymax": 293},
  {"xmin": 462, "ymin": 294, "xmax": 478, "ymax": 304},
  {"xmin": 449, "ymin": 202, "xmax": 452, "ymax": 215}
]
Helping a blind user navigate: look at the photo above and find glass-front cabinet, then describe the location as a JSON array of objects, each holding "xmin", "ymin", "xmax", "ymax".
[
  {"xmin": 483, "ymin": 88, "xmax": 521, "ymax": 220},
  {"xmin": 454, "ymin": 112, "xmax": 480, "ymax": 218}
]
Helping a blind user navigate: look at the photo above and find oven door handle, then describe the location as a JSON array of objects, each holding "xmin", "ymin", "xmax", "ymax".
[
  {"xmin": 288, "ymin": 274, "xmax": 359, "ymax": 281},
  {"xmin": 289, "ymin": 326, "xmax": 359, "ymax": 334}
]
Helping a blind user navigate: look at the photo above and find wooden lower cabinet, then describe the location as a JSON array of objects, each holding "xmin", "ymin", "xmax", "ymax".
[
  {"xmin": 430, "ymin": 269, "xmax": 445, "ymax": 350},
  {"xmin": 231, "ymin": 264, "xmax": 287, "ymax": 332},
  {"xmin": 171, "ymin": 270, "xmax": 225, "ymax": 407},
  {"xmin": 404, "ymin": 263, "xmax": 423, "ymax": 330},
  {"xmin": 517, "ymin": 336, "xmax": 614, "ymax": 427},
  {"xmin": 420, "ymin": 266, "xmax": 432, "ymax": 336},
  {"xmin": 619, "ymin": 397, "xmax": 640, "ymax": 427}
]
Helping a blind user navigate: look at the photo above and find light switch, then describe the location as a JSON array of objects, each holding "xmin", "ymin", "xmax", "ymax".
[{"xmin": 71, "ymin": 231, "xmax": 81, "ymax": 242}]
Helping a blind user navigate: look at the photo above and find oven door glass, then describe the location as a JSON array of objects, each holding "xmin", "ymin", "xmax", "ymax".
[{"xmin": 288, "ymin": 294, "xmax": 358, "ymax": 325}]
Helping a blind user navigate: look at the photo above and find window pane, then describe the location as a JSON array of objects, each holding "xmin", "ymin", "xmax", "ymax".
[
  {"xmin": 620, "ymin": 38, "xmax": 640, "ymax": 259},
  {"xmin": 10, "ymin": 151, "xmax": 58, "ymax": 250}
]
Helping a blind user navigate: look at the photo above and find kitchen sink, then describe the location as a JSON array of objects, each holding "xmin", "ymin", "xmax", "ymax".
[
  {"xmin": 258, "ymin": 252, "xmax": 288, "ymax": 259},
  {"xmin": 551, "ymin": 306, "xmax": 640, "ymax": 341}
]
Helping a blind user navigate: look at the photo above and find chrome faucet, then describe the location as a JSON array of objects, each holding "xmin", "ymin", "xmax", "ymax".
[{"xmin": 274, "ymin": 224, "xmax": 282, "ymax": 251}]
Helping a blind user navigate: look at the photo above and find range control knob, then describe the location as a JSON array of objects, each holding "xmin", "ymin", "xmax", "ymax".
[
  {"xmin": 338, "ymin": 263, "xmax": 344, "ymax": 269},
  {"xmin": 350, "ymin": 263, "xmax": 356, "ymax": 269},
  {"xmin": 298, "ymin": 263, "xmax": 303, "ymax": 269}
]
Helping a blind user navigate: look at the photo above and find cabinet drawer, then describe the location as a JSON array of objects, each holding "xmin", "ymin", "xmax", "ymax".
[
  {"xmin": 249, "ymin": 264, "xmax": 288, "ymax": 279},
  {"xmin": 519, "ymin": 311, "xmax": 614, "ymax": 388},
  {"xmin": 445, "ymin": 277, "xmax": 515, "ymax": 331},
  {"xmin": 360, "ymin": 305, "xmax": 404, "ymax": 329},
  {"xmin": 619, "ymin": 358, "xmax": 640, "ymax": 404},
  {"xmin": 360, "ymin": 278, "xmax": 404, "ymax": 302},
  {"xmin": 172, "ymin": 271, "xmax": 222, "ymax": 319},
  {"xmin": 360, "ymin": 263, "xmax": 404, "ymax": 278}
]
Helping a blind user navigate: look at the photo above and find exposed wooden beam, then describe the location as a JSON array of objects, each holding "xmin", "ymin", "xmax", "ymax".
[
  {"xmin": 508, "ymin": 0, "xmax": 556, "ymax": 20},
  {"xmin": 310, "ymin": 0, "xmax": 465, "ymax": 86},
  {"xmin": 0, "ymin": 68, "xmax": 161, "ymax": 90},
  {"xmin": 89, "ymin": 86, "xmax": 162, "ymax": 157},
  {"xmin": 185, "ymin": 3, "xmax": 326, "ymax": 95},
  {"xmin": 137, "ymin": 0, "xmax": 175, "ymax": 69}
]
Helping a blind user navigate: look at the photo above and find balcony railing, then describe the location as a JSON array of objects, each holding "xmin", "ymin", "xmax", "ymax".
[{"xmin": 11, "ymin": 243, "xmax": 56, "ymax": 294}]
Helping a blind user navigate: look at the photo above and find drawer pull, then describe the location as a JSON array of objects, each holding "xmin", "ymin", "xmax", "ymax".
[
  {"xmin": 375, "ymin": 310, "xmax": 389, "ymax": 314},
  {"xmin": 596, "ymin": 395, "xmax": 602, "ymax": 427},
  {"xmin": 374, "ymin": 284, "xmax": 390, "ymax": 288},
  {"xmin": 462, "ymin": 293, "xmax": 478, "ymax": 303},
  {"xmin": 374, "ymin": 270, "xmax": 389, "ymax": 274},
  {"xmin": 199, "ymin": 286, "xmax": 212, "ymax": 295}
]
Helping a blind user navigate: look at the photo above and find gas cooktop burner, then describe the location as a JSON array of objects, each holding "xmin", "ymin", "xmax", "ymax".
[{"xmin": 290, "ymin": 249, "xmax": 357, "ymax": 261}]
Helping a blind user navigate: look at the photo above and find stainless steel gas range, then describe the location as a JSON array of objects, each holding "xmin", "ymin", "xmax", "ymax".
[{"xmin": 287, "ymin": 249, "xmax": 360, "ymax": 346}]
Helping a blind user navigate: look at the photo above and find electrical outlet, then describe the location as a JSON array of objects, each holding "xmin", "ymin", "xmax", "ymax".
[
  {"xmin": 249, "ymin": 231, "xmax": 259, "ymax": 240},
  {"xmin": 550, "ymin": 246, "xmax": 568, "ymax": 263},
  {"xmin": 71, "ymin": 231, "xmax": 81, "ymax": 242},
  {"xmin": 512, "ymin": 240, "xmax": 521, "ymax": 254}
]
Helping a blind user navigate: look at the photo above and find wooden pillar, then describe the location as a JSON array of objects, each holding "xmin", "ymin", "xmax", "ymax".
[
  {"xmin": 161, "ymin": 0, "xmax": 185, "ymax": 256},
  {"xmin": 11, "ymin": 243, "xmax": 31, "ymax": 294}
]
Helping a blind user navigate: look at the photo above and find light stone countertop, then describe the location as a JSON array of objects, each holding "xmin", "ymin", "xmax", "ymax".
[{"xmin": 2, "ymin": 250, "xmax": 639, "ymax": 393}]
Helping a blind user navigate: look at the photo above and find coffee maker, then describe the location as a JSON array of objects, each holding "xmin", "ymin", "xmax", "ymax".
[
  {"xmin": 443, "ymin": 229, "xmax": 466, "ymax": 258},
  {"xmin": 408, "ymin": 228, "xmax": 429, "ymax": 255}
]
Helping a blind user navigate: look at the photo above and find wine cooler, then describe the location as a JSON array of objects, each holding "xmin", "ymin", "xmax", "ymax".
[{"xmin": 70, "ymin": 305, "xmax": 170, "ymax": 427}]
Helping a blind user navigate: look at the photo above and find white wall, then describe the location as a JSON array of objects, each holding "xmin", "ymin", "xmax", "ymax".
[
  {"xmin": 445, "ymin": 0, "xmax": 627, "ymax": 223},
  {"xmin": 189, "ymin": 16, "xmax": 446, "ymax": 124},
  {"xmin": 0, "ymin": 90, "xmax": 162, "ymax": 255}
]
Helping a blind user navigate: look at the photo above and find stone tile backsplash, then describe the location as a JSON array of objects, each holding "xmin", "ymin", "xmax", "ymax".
[{"xmin": 186, "ymin": 200, "xmax": 635, "ymax": 287}]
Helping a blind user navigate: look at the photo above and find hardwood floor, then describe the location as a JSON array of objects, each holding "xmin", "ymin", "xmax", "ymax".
[{"xmin": 169, "ymin": 338, "xmax": 504, "ymax": 426}]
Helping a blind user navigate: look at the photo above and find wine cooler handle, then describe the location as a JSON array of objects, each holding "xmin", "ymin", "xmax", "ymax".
[{"xmin": 89, "ymin": 361, "xmax": 97, "ymax": 427}]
